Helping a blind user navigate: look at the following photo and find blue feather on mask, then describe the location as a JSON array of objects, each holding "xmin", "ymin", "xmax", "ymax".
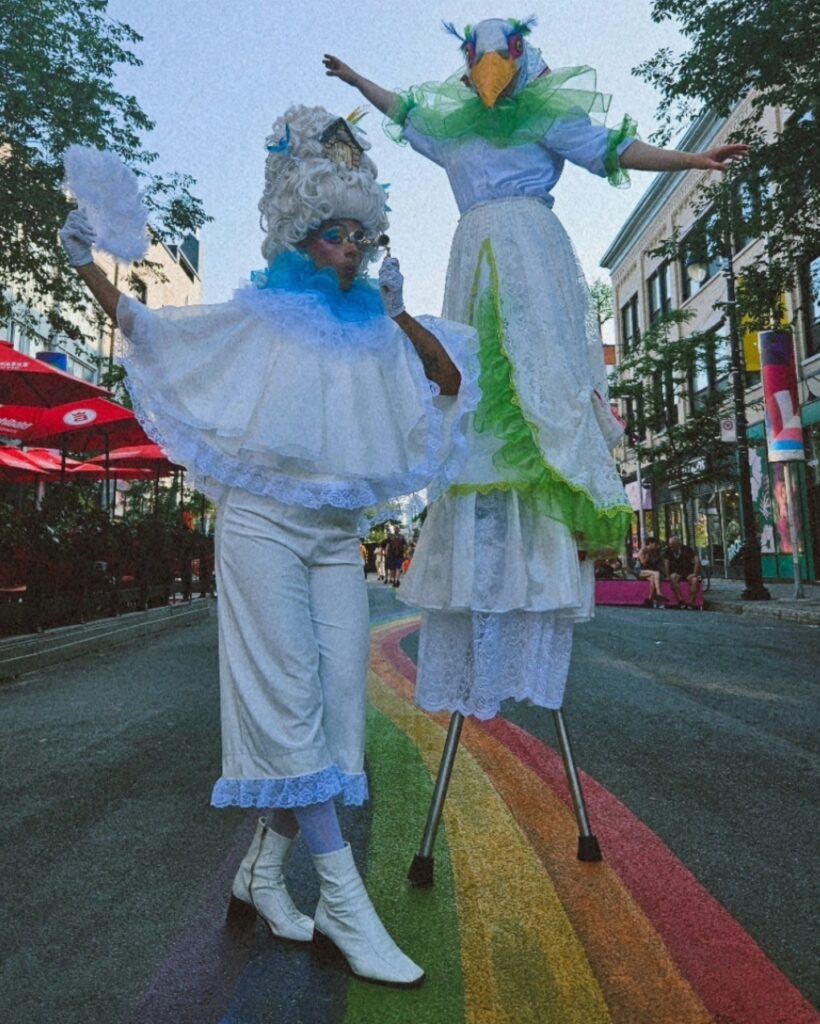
[{"xmin": 442, "ymin": 20, "xmax": 466, "ymax": 42}]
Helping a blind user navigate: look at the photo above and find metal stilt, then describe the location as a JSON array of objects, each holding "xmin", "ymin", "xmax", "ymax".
[
  {"xmin": 408, "ymin": 707, "xmax": 602, "ymax": 887},
  {"xmin": 407, "ymin": 711, "xmax": 464, "ymax": 887},
  {"xmin": 551, "ymin": 709, "xmax": 601, "ymax": 861}
]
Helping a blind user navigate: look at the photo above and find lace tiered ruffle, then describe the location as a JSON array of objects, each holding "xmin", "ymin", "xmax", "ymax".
[
  {"xmin": 211, "ymin": 767, "xmax": 368, "ymax": 809},
  {"xmin": 116, "ymin": 292, "xmax": 480, "ymax": 518}
]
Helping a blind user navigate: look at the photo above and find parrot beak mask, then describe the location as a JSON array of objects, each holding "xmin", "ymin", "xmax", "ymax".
[
  {"xmin": 444, "ymin": 17, "xmax": 544, "ymax": 109},
  {"xmin": 470, "ymin": 51, "xmax": 519, "ymax": 108}
]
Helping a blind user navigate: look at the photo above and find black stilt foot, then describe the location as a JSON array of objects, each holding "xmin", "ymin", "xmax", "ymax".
[
  {"xmin": 577, "ymin": 834, "xmax": 603, "ymax": 862},
  {"xmin": 407, "ymin": 853, "xmax": 434, "ymax": 888}
]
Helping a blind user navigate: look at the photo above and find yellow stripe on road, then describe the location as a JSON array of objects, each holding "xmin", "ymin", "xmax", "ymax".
[{"xmin": 368, "ymin": 667, "xmax": 613, "ymax": 1024}]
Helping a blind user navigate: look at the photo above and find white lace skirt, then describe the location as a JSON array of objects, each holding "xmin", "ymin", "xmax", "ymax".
[
  {"xmin": 401, "ymin": 490, "xmax": 593, "ymax": 717},
  {"xmin": 415, "ymin": 606, "xmax": 575, "ymax": 719}
]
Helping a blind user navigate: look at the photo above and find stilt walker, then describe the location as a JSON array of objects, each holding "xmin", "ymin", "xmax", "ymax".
[{"xmin": 326, "ymin": 15, "xmax": 748, "ymax": 884}]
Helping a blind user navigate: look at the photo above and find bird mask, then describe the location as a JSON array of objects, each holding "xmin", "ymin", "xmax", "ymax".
[{"xmin": 444, "ymin": 16, "xmax": 547, "ymax": 109}]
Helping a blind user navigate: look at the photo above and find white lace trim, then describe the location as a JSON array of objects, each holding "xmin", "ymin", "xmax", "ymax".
[
  {"xmin": 211, "ymin": 767, "xmax": 368, "ymax": 808},
  {"xmin": 415, "ymin": 608, "xmax": 575, "ymax": 719}
]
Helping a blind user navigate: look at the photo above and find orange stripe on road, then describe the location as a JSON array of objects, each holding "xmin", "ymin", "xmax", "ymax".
[{"xmin": 368, "ymin": 668, "xmax": 613, "ymax": 1024}]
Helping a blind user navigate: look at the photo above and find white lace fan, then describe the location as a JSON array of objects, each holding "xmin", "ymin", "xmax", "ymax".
[{"xmin": 63, "ymin": 145, "xmax": 150, "ymax": 263}]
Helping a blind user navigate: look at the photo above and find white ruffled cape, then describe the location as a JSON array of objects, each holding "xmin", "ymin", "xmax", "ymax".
[{"xmin": 116, "ymin": 289, "xmax": 480, "ymax": 515}]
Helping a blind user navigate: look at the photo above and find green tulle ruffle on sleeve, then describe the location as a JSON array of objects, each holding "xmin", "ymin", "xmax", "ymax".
[
  {"xmin": 450, "ymin": 239, "xmax": 632, "ymax": 556},
  {"xmin": 604, "ymin": 114, "xmax": 639, "ymax": 188},
  {"xmin": 385, "ymin": 65, "xmax": 634, "ymax": 166}
]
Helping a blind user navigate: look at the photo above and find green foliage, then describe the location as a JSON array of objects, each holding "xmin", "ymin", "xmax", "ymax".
[
  {"xmin": 365, "ymin": 516, "xmax": 403, "ymax": 544},
  {"xmin": 0, "ymin": 0, "xmax": 209, "ymax": 346},
  {"xmin": 610, "ymin": 310, "xmax": 734, "ymax": 498},
  {"xmin": 634, "ymin": 0, "xmax": 820, "ymax": 321},
  {"xmin": 98, "ymin": 361, "xmax": 132, "ymax": 406},
  {"xmin": 590, "ymin": 279, "xmax": 614, "ymax": 327}
]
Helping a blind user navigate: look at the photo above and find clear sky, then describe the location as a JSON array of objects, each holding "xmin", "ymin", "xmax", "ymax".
[{"xmin": 104, "ymin": 1, "xmax": 685, "ymax": 314}]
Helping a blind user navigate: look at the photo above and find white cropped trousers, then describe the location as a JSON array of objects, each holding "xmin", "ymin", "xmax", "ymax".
[{"xmin": 210, "ymin": 489, "xmax": 370, "ymax": 808}]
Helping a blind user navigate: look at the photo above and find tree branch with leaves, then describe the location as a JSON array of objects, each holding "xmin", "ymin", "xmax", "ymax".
[
  {"xmin": 634, "ymin": 0, "xmax": 819, "ymax": 329},
  {"xmin": 0, "ymin": 0, "xmax": 210, "ymax": 352}
]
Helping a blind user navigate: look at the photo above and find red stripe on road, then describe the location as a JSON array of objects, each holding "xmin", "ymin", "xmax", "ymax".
[{"xmin": 375, "ymin": 620, "xmax": 819, "ymax": 1024}]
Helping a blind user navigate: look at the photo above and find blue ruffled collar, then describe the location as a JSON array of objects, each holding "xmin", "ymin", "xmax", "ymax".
[{"xmin": 250, "ymin": 251, "xmax": 385, "ymax": 323}]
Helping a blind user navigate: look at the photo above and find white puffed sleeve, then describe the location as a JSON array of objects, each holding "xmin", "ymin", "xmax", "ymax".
[
  {"xmin": 544, "ymin": 113, "xmax": 636, "ymax": 178},
  {"xmin": 116, "ymin": 293, "xmax": 480, "ymax": 512},
  {"xmin": 401, "ymin": 119, "xmax": 453, "ymax": 168}
]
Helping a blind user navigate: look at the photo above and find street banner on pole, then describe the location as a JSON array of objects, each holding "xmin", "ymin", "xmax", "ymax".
[{"xmin": 759, "ymin": 331, "xmax": 805, "ymax": 463}]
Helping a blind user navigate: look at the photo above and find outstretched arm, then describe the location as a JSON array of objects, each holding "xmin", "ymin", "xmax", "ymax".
[
  {"xmin": 60, "ymin": 210, "xmax": 126, "ymax": 322},
  {"xmin": 379, "ymin": 258, "xmax": 461, "ymax": 396},
  {"xmin": 323, "ymin": 55, "xmax": 398, "ymax": 116},
  {"xmin": 619, "ymin": 140, "xmax": 750, "ymax": 173}
]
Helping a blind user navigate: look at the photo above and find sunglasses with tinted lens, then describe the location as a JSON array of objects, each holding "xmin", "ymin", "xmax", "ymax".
[{"xmin": 321, "ymin": 225, "xmax": 369, "ymax": 247}]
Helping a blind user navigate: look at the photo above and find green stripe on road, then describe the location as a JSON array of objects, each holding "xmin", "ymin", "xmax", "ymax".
[{"xmin": 342, "ymin": 704, "xmax": 465, "ymax": 1023}]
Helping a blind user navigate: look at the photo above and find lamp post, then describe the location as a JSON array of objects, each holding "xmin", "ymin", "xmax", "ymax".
[{"xmin": 686, "ymin": 194, "xmax": 770, "ymax": 601}]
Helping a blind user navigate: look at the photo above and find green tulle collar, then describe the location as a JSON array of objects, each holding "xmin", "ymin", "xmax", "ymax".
[{"xmin": 388, "ymin": 65, "xmax": 613, "ymax": 149}]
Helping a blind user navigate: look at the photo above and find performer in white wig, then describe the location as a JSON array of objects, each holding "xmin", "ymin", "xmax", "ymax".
[
  {"xmin": 59, "ymin": 104, "xmax": 479, "ymax": 987},
  {"xmin": 325, "ymin": 18, "xmax": 747, "ymax": 720}
]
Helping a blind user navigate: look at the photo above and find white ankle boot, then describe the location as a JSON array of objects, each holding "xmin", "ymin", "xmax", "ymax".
[
  {"xmin": 312, "ymin": 843, "xmax": 424, "ymax": 987},
  {"xmin": 227, "ymin": 818, "xmax": 314, "ymax": 942}
]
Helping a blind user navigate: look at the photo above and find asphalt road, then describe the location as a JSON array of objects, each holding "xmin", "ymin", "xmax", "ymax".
[{"xmin": 1, "ymin": 593, "xmax": 817, "ymax": 1023}]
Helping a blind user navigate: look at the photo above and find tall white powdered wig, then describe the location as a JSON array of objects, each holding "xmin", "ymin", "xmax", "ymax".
[{"xmin": 259, "ymin": 105, "xmax": 389, "ymax": 266}]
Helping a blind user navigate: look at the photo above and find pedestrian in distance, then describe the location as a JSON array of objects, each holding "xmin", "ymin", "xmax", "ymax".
[
  {"xmin": 664, "ymin": 535, "xmax": 703, "ymax": 609},
  {"xmin": 324, "ymin": 16, "xmax": 747, "ymax": 718},
  {"xmin": 634, "ymin": 536, "xmax": 667, "ymax": 609},
  {"xmin": 385, "ymin": 527, "xmax": 406, "ymax": 587},
  {"xmin": 59, "ymin": 104, "xmax": 480, "ymax": 987}
]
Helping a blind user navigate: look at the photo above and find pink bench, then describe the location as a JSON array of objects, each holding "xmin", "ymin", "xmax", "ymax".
[{"xmin": 595, "ymin": 578, "xmax": 704, "ymax": 609}]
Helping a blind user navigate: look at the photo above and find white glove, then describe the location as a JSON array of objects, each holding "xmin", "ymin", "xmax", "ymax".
[
  {"xmin": 59, "ymin": 209, "xmax": 96, "ymax": 266},
  {"xmin": 378, "ymin": 256, "xmax": 405, "ymax": 318}
]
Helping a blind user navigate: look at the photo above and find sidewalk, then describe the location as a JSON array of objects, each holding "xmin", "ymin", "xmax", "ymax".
[
  {"xmin": 703, "ymin": 576, "xmax": 820, "ymax": 625},
  {"xmin": 0, "ymin": 597, "xmax": 211, "ymax": 682}
]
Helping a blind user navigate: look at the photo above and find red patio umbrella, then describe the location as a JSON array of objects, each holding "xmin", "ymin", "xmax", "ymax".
[
  {"xmin": 85, "ymin": 444, "xmax": 183, "ymax": 472},
  {"xmin": 11, "ymin": 399, "xmax": 150, "ymax": 453},
  {"xmin": 18, "ymin": 447, "xmax": 81, "ymax": 472},
  {"xmin": 15, "ymin": 447, "xmax": 149, "ymax": 481},
  {"xmin": 0, "ymin": 339, "xmax": 110, "ymax": 406},
  {"xmin": 0, "ymin": 446, "xmax": 51, "ymax": 483},
  {"xmin": 68, "ymin": 461, "xmax": 154, "ymax": 481},
  {"xmin": 86, "ymin": 443, "xmax": 185, "ymax": 514}
]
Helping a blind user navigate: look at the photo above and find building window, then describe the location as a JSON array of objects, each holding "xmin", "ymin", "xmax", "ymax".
[
  {"xmin": 649, "ymin": 366, "xmax": 679, "ymax": 431},
  {"xmin": 623, "ymin": 394, "xmax": 647, "ymax": 443},
  {"xmin": 691, "ymin": 331, "xmax": 732, "ymax": 411},
  {"xmin": 69, "ymin": 355, "xmax": 97, "ymax": 382},
  {"xmin": 800, "ymin": 254, "xmax": 820, "ymax": 358},
  {"xmin": 619, "ymin": 293, "xmax": 639, "ymax": 355},
  {"xmin": 734, "ymin": 176, "xmax": 763, "ymax": 252},
  {"xmin": 681, "ymin": 212, "xmax": 722, "ymax": 300},
  {"xmin": 131, "ymin": 276, "xmax": 148, "ymax": 305},
  {"xmin": 647, "ymin": 262, "xmax": 672, "ymax": 323}
]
